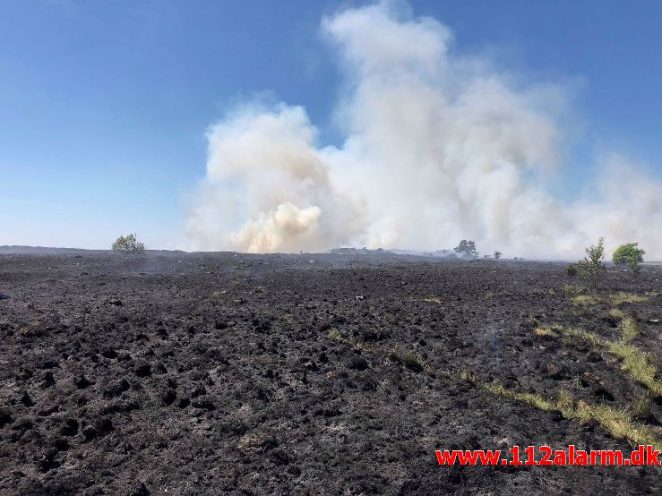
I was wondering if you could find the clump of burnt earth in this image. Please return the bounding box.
[0,252,661,494]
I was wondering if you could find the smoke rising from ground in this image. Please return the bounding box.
[186,1,662,259]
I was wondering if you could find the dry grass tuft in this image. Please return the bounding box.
[608,341,662,397]
[460,369,477,383]
[327,328,344,343]
[389,349,424,372]
[402,351,424,372]
[608,308,626,320]
[610,292,649,305]
[571,294,600,306]
[560,327,605,348]
[420,297,442,304]
[632,393,653,420]
[562,284,584,297]
[483,383,556,411]
[620,316,639,343]
[533,326,557,337]
[574,401,659,448]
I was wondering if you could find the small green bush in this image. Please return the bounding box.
[576,238,606,290]
[112,233,145,254]
[612,242,645,276]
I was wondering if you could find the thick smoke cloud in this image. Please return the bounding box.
[186,1,662,259]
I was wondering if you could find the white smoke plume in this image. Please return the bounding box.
[186,1,662,259]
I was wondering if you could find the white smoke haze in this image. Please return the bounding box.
[186,1,662,259]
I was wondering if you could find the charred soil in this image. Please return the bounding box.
[1,252,661,494]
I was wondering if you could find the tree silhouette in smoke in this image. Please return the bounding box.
[454,240,478,258]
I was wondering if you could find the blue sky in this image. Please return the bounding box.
[1,0,661,249]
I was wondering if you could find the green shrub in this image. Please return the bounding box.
[112,233,145,254]
[612,242,645,276]
[577,238,606,290]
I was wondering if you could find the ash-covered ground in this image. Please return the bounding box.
[0,252,661,495]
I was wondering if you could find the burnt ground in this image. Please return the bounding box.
[0,251,661,495]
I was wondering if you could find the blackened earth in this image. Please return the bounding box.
[0,252,661,495]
